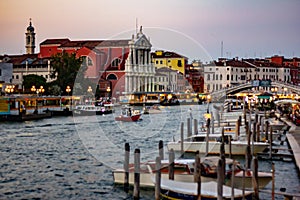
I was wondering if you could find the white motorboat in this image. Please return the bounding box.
[167,134,269,156]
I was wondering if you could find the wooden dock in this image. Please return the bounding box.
[283,118,300,175]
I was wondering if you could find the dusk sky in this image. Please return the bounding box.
[1,0,300,62]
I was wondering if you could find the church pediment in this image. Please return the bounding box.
[132,26,152,48]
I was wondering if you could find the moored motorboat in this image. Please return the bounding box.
[115,106,142,122]
[113,159,195,187]
[158,179,253,200]
[167,134,269,156]
[113,156,272,189]
[200,156,272,189]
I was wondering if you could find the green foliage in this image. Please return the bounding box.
[23,74,47,93]
[50,52,87,95]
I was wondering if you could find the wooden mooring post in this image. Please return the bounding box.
[159,140,164,160]
[133,149,140,200]
[169,148,174,180]
[217,158,224,200]
[187,118,192,138]
[194,151,201,199]
[194,118,198,135]
[124,142,130,193]
[252,157,259,200]
[180,122,184,156]
[155,156,161,200]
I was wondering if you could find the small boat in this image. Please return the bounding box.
[115,106,142,122]
[167,134,269,156]
[73,102,114,116]
[143,104,162,114]
[113,156,272,189]
[159,178,253,200]
[200,156,272,189]
[113,159,195,187]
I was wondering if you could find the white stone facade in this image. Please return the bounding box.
[124,27,156,94]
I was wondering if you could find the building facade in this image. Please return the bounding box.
[38,26,156,100]
[204,57,291,93]
[151,50,188,75]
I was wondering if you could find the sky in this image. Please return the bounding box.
[1,0,300,62]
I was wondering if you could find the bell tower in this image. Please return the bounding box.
[25,18,36,54]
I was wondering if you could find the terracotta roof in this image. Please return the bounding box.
[40,38,70,46]
[2,54,38,64]
[41,39,131,49]
[151,51,187,59]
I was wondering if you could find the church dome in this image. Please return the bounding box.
[27,20,34,32]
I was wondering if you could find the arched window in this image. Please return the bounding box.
[111,58,121,67]
[81,56,93,66]
[107,74,117,80]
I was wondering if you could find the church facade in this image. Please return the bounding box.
[38,26,156,99]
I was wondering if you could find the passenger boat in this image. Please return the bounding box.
[115,106,142,122]
[113,156,272,189]
[167,134,269,156]
[73,102,114,115]
[159,179,253,200]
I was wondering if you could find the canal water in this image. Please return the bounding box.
[0,104,299,199]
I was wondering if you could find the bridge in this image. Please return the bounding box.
[210,81,300,102]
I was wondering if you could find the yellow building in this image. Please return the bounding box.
[151,50,187,74]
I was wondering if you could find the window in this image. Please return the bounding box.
[160,60,163,64]
[111,58,121,67]
[220,74,222,80]
[177,60,182,67]
[81,56,93,66]
[16,75,19,79]
[227,74,229,80]
[216,74,218,80]
[207,74,210,81]
[107,74,117,80]
[227,68,229,71]
[156,60,158,64]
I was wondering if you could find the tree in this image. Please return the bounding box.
[50,52,87,95]
[23,74,47,93]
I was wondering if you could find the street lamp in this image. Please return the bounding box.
[31,85,36,95]
[87,86,92,94]
[106,86,111,98]
[283,87,287,96]
[87,86,93,103]
[66,86,71,96]
[38,86,45,96]
[5,85,14,95]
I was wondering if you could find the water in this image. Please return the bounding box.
[0,104,299,199]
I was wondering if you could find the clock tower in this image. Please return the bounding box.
[25,18,36,54]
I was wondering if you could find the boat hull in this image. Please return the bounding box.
[115,114,141,122]
[160,179,253,200]
[113,169,271,189]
